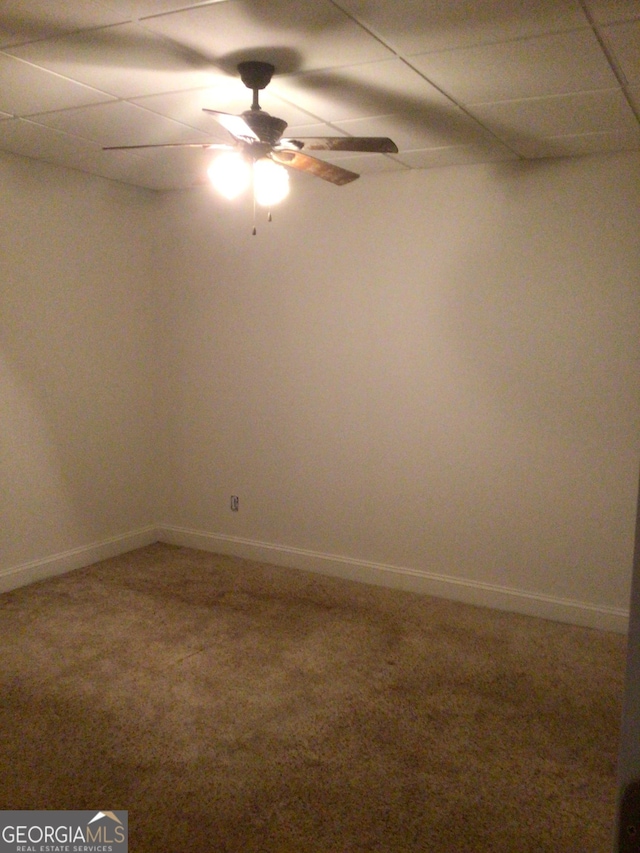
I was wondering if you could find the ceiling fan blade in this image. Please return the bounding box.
[279,136,398,154]
[271,150,359,186]
[202,109,259,142]
[103,142,234,151]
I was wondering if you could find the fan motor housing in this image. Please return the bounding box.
[242,110,288,146]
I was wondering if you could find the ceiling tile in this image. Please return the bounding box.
[100,0,230,19]
[0,53,115,115]
[270,59,455,123]
[279,121,348,140]
[105,144,214,189]
[130,87,239,139]
[0,0,129,49]
[0,116,149,179]
[512,127,640,157]
[410,29,620,105]
[138,0,394,74]
[333,0,589,55]
[325,152,407,174]
[332,108,499,150]
[0,116,90,163]
[6,22,226,98]
[468,89,640,148]
[28,100,215,147]
[581,0,640,24]
[601,20,640,85]
[392,142,518,169]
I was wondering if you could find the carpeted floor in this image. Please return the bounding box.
[0,543,626,851]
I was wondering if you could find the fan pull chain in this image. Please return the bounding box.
[250,180,274,234]
[252,182,257,235]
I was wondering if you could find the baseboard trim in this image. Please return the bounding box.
[0,527,159,594]
[3,525,628,634]
[158,525,629,634]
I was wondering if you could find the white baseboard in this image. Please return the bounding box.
[2,525,628,634]
[0,526,159,594]
[158,525,629,634]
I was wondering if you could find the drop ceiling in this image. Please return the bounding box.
[0,0,638,190]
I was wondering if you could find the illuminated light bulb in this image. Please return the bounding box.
[207,152,251,199]
[253,157,289,207]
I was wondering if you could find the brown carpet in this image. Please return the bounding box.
[0,542,625,852]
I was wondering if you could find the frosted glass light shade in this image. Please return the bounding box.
[253,158,289,206]
[207,152,251,199]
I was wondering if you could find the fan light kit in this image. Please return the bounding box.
[105,61,398,233]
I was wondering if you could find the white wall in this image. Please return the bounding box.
[1,149,638,628]
[158,151,640,628]
[0,153,160,584]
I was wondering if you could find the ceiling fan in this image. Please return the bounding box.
[104,60,398,188]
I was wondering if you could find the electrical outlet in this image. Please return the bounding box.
[230,495,239,512]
